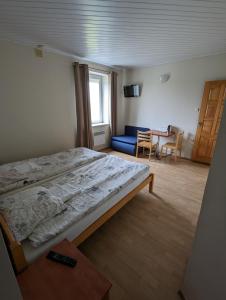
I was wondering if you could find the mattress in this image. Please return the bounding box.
[23,169,149,263]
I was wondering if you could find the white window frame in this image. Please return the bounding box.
[89,73,104,125]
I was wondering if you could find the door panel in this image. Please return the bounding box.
[202,120,213,134]
[204,102,218,119]
[192,81,226,164]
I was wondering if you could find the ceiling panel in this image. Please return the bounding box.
[0,0,226,67]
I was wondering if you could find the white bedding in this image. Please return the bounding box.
[0,148,151,263]
[28,155,149,246]
[0,147,105,195]
[0,187,66,241]
[23,170,150,263]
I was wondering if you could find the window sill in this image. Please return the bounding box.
[92,123,109,128]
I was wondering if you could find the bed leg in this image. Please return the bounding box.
[149,173,154,193]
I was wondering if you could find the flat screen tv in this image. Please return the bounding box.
[124,84,141,97]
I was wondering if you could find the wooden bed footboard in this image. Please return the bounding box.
[0,214,27,274]
[73,173,155,246]
[0,172,154,274]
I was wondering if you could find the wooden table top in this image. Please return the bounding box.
[149,130,175,137]
[17,240,112,300]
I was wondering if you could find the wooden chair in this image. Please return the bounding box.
[160,131,184,161]
[136,131,156,160]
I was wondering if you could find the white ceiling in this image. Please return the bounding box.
[1,0,226,67]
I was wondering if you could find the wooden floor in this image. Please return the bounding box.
[79,151,209,300]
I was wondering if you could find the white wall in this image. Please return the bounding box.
[0,41,76,163]
[0,41,125,163]
[181,106,226,300]
[125,54,226,158]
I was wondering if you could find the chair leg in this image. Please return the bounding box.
[136,145,139,158]
[160,146,162,158]
[174,149,177,162]
[160,146,164,158]
[164,147,168,157]
[148,147,151,161]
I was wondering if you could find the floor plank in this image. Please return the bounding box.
[79,151,209,300]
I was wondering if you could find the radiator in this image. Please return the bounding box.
[93,130,105,147]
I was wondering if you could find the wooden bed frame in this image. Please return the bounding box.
[0,173,154,274]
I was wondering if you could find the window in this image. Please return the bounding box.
[89,72,109,125]
[89,74,103,124]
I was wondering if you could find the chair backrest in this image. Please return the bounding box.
[125,126,150,137]
[137,130,152,143]
[176,131,184,149]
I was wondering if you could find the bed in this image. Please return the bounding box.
[0,148,154,273]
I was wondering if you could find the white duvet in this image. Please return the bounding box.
[28,155,149,246]
[0,150,149,247]
[0,147,105,194]
[29,155,149,246]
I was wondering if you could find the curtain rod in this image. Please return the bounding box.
[89,67,111,75]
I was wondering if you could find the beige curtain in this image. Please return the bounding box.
[74,62,94,149]
[111,71,118,136]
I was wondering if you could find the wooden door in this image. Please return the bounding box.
[192,81,226,164]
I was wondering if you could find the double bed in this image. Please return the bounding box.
[0,148,154,273]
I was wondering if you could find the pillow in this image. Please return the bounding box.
[0,187,66,241]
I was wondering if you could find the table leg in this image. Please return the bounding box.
[156,136,161,159]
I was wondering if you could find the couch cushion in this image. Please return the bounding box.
[125,126,150,137]
[111,140,136,156]
[112,135,137,145]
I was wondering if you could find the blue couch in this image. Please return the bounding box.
[111,125,150,156]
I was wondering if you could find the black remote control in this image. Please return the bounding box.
[47,250,77,268]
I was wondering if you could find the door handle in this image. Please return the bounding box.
[198,122,203,126]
